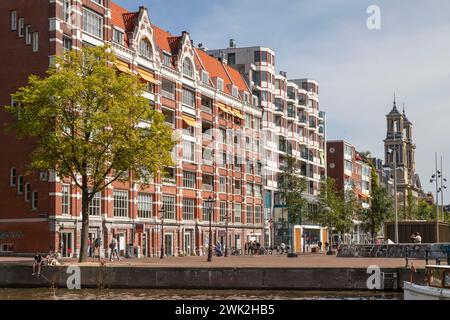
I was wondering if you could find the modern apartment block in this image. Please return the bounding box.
[207,42,327,250]
[326,140,371,243]
[0,1,264,256]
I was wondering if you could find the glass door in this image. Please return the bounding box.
[142,232,148,257]
[61,232,73,257]
[164,234,173,256]
[184,233,191,256]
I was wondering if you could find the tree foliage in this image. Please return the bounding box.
[5,46,176,262]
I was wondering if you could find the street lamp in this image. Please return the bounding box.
[204,196,214,262]
[224,211,229,257]
[387,148,400,244]
[430,153,446,243]
[159,205,165,259]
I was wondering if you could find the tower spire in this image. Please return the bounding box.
[402,102,405,115]
[393,92,397,110]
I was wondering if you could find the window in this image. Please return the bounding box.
[18,18,24,37]
[82,8,103,39]
[255,206,262,224]
[32,32,39,52]
[113,29,124,46]
[89,191,101,216]
[182,199,195,221]
[17,176,24,194]
[235,203,241,223]
[113,190,128,217]
[139,38,153,60]
[10,167,16,187]
[161,79,175,100]
[25,25,32,45]
[202,174,214,191]
[219,177,226,193]
[163,167,176,184]
[161,107,175,126]
[220,202,227,222]
[232,86,239,98]
[245,114,251,128]
[63,0,71,23]
[162,53,171,66]
[183,171,196,189]
[11,11,17,31]
[201,70,209,84]
[182,58,194,78]
[63,36,72,52]
[247,205,253,223]
[254,51,261,63]
[162,196,176,220]
[255,184,262,197]
[25,183,31,202]
[138,193,153,218]
[246,183,253,196]
[62,184,70,215]
[32,191,38,210]
[216,78,224,91]
[345,160,353,172]
[91,0,102,4]
[227,53,236,65]
[234,180,241,195]
[182,88,195,108]
[182,140,195,162]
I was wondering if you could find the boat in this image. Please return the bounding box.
[404,265,450,300]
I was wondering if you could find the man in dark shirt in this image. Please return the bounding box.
[32,253,43,276]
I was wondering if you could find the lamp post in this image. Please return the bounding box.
[439,156,447,222]
[159,205,165,259]
[205,196,214,262]
[430,152,445,243]
[387,148,399,243]
[224,212,229,257]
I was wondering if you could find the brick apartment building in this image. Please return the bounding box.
[207,44,327,251]
[326,140,371,244]
[0,0,265,257]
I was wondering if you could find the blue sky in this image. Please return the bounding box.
[116,0,450,203]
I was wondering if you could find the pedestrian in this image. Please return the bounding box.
[324,241,329,252]
[414,232,422,244]
[94,237,101,258]
[32,252,44,276]
[109,236,120,261]
[280,242,286,254]
[87,236,92,257]
[318,241,323,253]
[410,233,416,243]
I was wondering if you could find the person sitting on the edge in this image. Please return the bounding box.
[32,252,44,276]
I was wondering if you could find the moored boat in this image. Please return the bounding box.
[404,265,450,300]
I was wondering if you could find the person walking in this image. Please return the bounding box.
[318,241,323,253]
[109,236,121,261]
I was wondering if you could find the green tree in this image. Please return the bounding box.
[5,46,176,262]
[277,154,308,248]
[406,189,418,219]
[417,200,436,220]
[308,178,355,251]
[359,160,393,242]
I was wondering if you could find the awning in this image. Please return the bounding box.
[137,68,160,84]
[114,60,132,74]
[182,115,197,127]
[232,108,244,119]
[217,103,228,114]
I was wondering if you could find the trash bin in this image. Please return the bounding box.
[126,244,134,258]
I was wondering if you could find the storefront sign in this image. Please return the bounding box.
[0,231,24,240]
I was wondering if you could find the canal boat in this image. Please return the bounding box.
[403,265,450,300]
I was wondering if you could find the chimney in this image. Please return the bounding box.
[218,50,227,64]
[279,71,287,78]
[229,39,236,48]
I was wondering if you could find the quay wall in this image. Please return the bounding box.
[337,243,450,258]
[0,264,425,291]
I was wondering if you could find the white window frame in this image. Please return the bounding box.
[182,58,194,78]
[113,28,124,46]
[220,202,227,222]
[63,0,72,23]
[113,190,128,217]
[25,25,32,45]
[182,88,195,108]
[162,53,171,67]
[17,176,24,194]
[82,8,103,39]
[18,18,24,37]
[235,203,241,223]
[162,196,176,220]
[217,78,224,91]
[25,183,31,202]
[32,32,39,52]
[89,191,101,216]
[201,70,209,84]
[63,36,72,52]
[11,11,17,31]
[139,38,153,60]
[61,184,70,215]
[219,177,226,193]
[182,140,195,163]
[183,171,196,189]
[32,191,38,210]
[10,167,16,187]
[138,192,153,218]
[182,198,195,221]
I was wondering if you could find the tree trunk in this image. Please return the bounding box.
[78,178,90,263]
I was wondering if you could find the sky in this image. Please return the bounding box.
[116,0,450,203]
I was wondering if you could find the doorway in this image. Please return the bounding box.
[117,233,126,257]
[142,232,148,257]
[184,232,191,256]
[164,233,173,256]
[61,232,73,258]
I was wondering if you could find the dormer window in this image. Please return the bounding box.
[11,11,17,31]
[162,53,171,67]
[232,86,239,98]
[139,38,153,60]
[216,78,224,91]
[182,58,194,78]
[201,70,209,84]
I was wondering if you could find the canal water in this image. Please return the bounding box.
[0,288,402,300]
